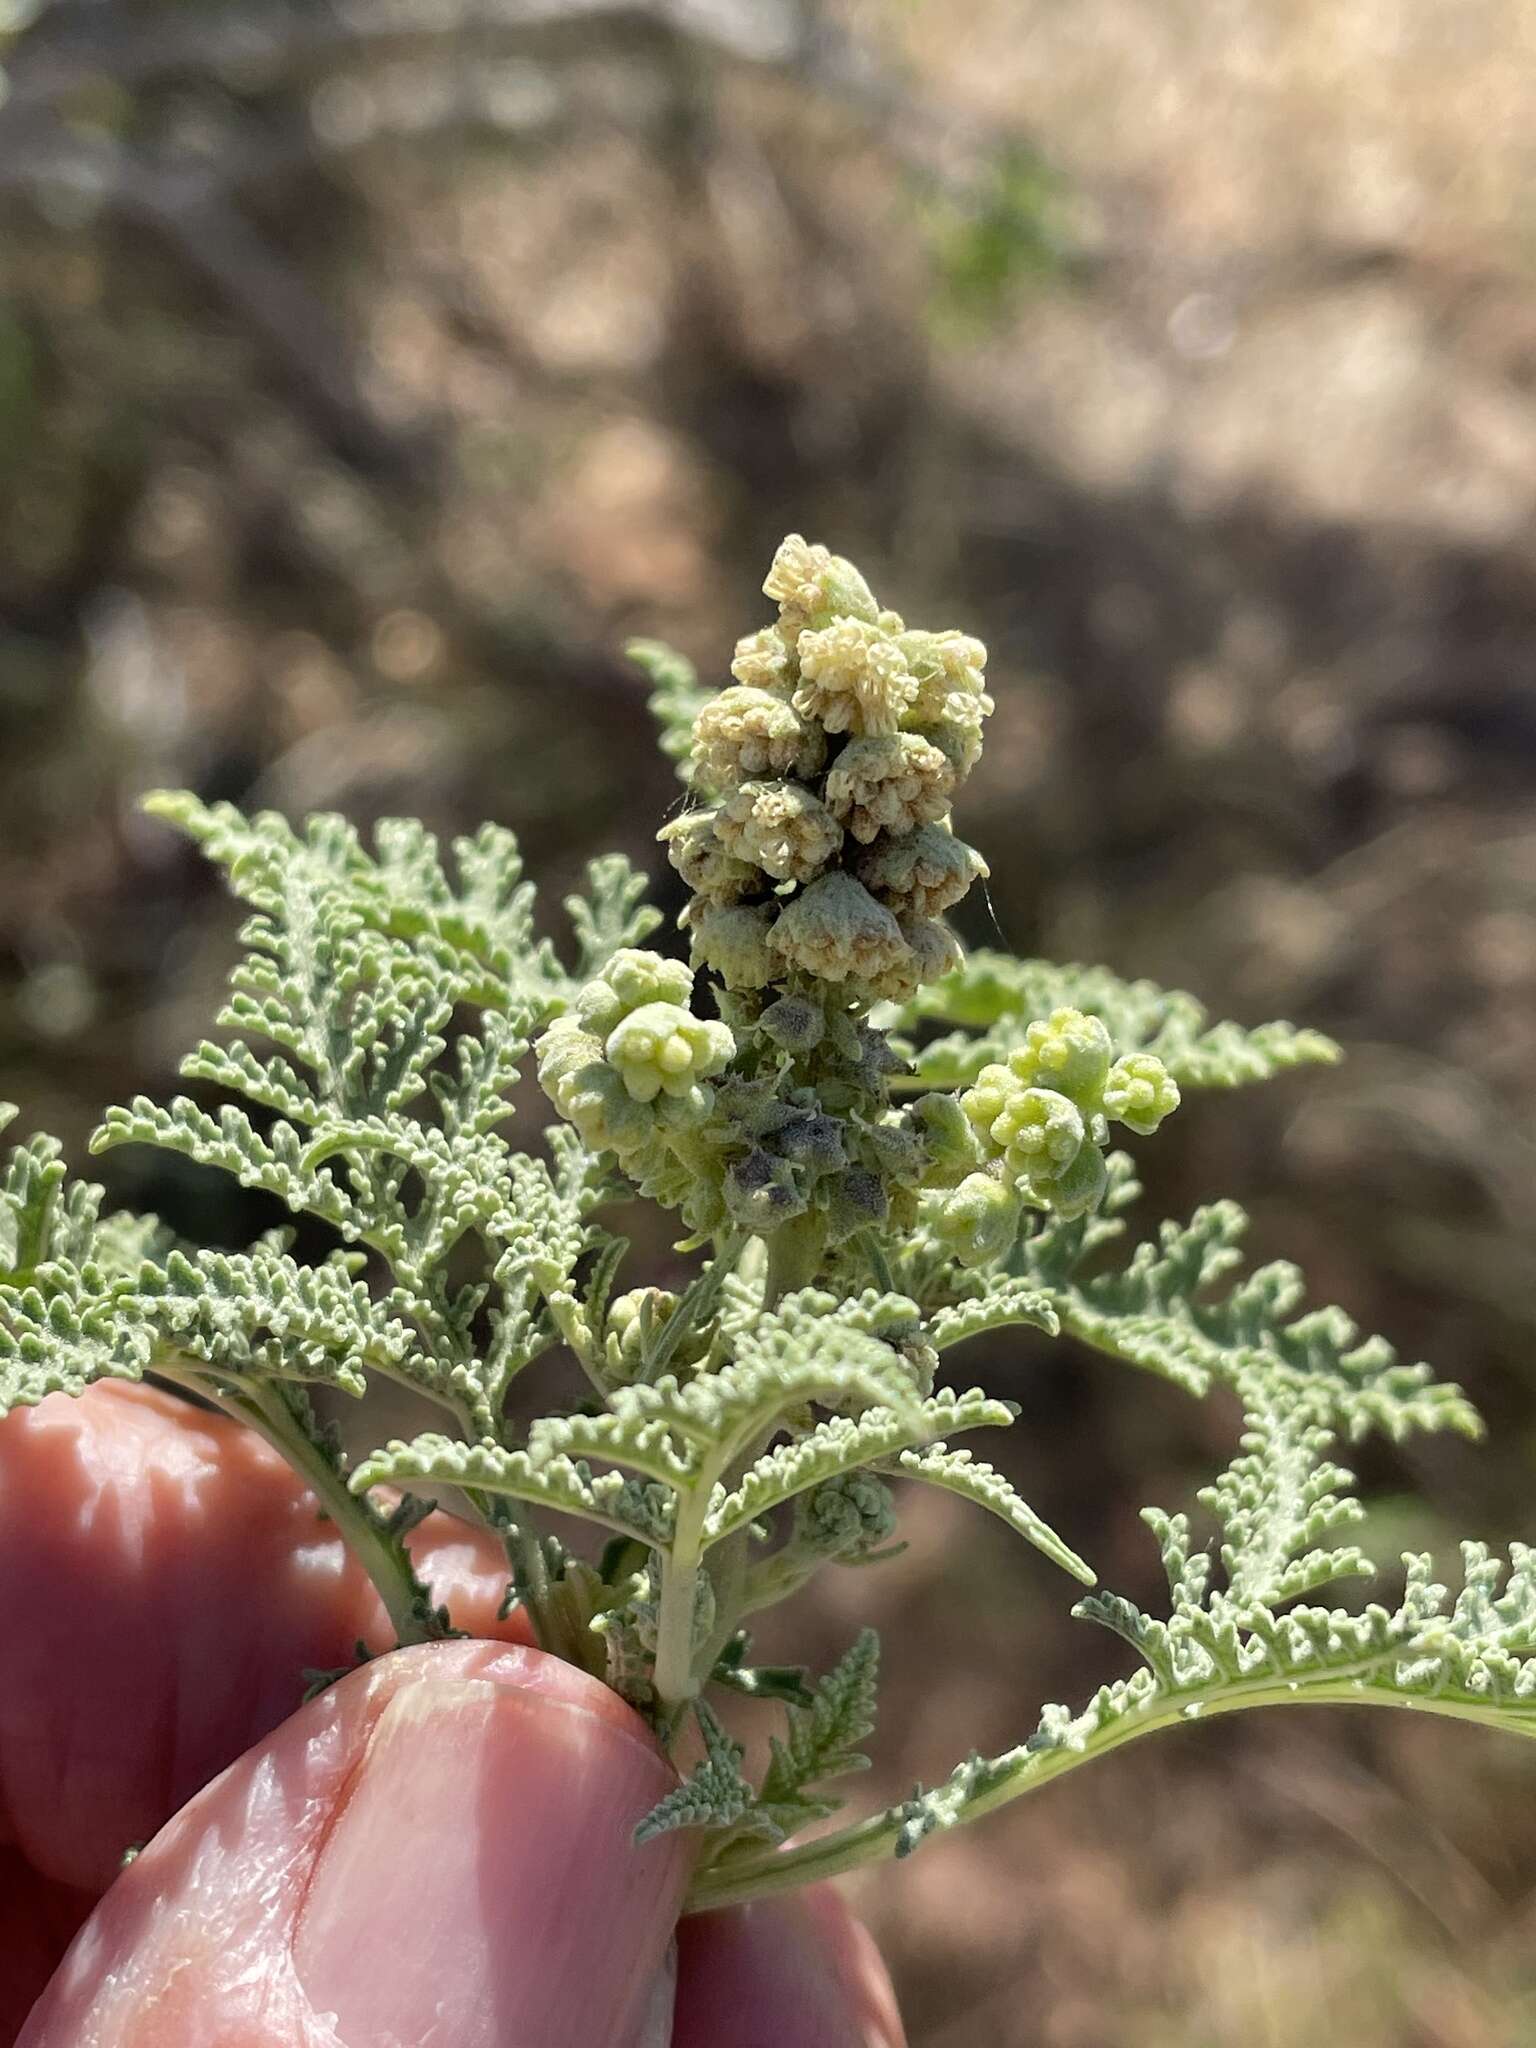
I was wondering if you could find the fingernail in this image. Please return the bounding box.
[293,1668,689,2047]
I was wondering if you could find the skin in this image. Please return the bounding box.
[0,1383,904,2047]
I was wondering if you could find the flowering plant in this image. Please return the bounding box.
[2,537,1526,1911]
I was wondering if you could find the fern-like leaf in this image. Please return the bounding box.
[1018,1183,1479,1441]
[896,1444,1095,1584]
[752,1629,881,1837]
[351,1436,674,1546]
[634,1701,771,1843]
[627,640,711,791]
[704,1389,1016,1545]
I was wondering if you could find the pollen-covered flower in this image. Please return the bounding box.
[1102,1052,1180,1135]
[767,872,911,988]
[793,620,917,737]
[687,900,779,990]
[763,533,879,634]
[729,627,796,694]
[656,810,760,903]
[716,779,843,883]
[604,1001,735,1103]
[824,733,955,844]
[899,629,990,727]
[763,532,833,614]
[856,822,989,918]
[692,686,826,791]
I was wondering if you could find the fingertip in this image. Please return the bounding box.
[674,1883,905,2048]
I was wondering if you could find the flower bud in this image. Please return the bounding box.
[687,900,779,990]
[994,1086,1086,1184]
[798,1472,898,1560]
[1009,1007,1114,1112]
[932,1169,1022,1268]
[604,1002,735,1103]
[575,948,695,1037]
[537,1017,655,1157]
[603,1286,678,1380]
[908,1090,984,1186]
[1028,1135,1109,1220]
[1102,1052,1180,1136]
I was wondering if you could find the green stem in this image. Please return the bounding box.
[653,1493,708,1727]
[683,1673,1536,1913]
[457,1484,575,1664]
[763,1212,826,1309]
[168,1367,444,1649]
[856,1229,895,1294]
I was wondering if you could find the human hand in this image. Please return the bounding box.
[0,1383,904,2045]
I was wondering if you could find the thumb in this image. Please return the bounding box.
[21,1641,691,2048]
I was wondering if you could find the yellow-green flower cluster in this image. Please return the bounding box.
[661,535,992,1006]
[537,949,734,1216]
[955,1007,1180,1223]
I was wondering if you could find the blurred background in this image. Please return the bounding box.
[3,1,1536,2040]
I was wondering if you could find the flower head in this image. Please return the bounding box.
[932,1169,1023,1268]
[856,823,989,918]
[729,626,796,694]
[687,900,779,990]
[767,872,911,988]
[794,619,918,737]
[716,779,843,884]
[763,533,880,634]
[574,948,696,1037]
[1008,1007,1114,1111]
[899,629,990,727]
[1102,1052,1181,1136]
[692,686,826,791]
[825,733,955,844]
[656,810,760,903]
